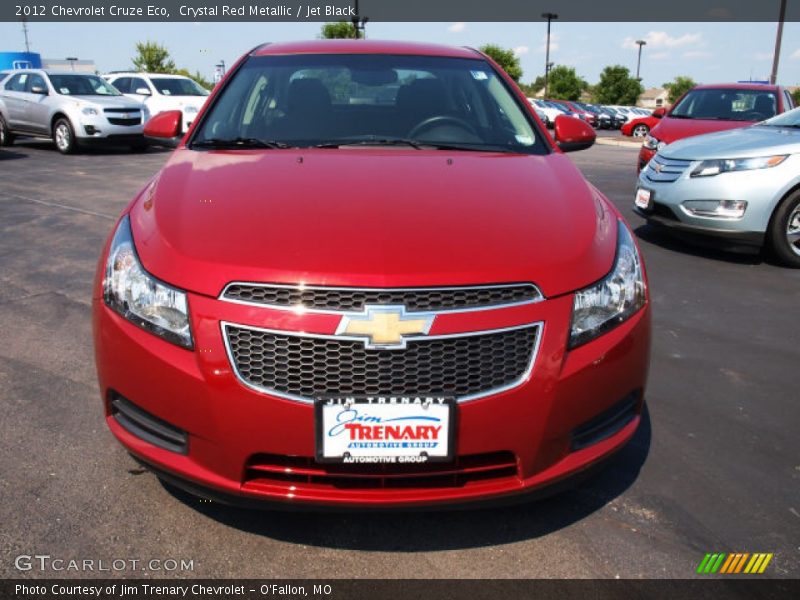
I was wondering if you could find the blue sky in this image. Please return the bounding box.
[1,21,798,88]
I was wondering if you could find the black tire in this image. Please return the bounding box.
[0,114,14,146]
[767,190,800,268]
[52,117,77,154]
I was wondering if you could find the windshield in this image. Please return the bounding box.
[670,88,777,121]
[760,106,800,127]
[151,77,209,96]
[193,54,540,153]
[49,74,120,96]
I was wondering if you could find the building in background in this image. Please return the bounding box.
[42,58,96,73]
[638,87,669,109]
[0,51,42,70]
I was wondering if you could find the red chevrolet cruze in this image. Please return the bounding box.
[93,41,651,508]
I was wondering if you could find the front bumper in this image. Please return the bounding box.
[77,115,144,142]
[93,283,650,509]
[634,161,787,247]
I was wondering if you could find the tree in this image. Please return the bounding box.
[174,68,212,91]
[594,65,644,105]
[132,41,176,73]
[547,66,588,101]
[519,75,546,97]
[479,44,523,83]
[320,22,360,39]
[663,76,697,104]
[792,88,800,107]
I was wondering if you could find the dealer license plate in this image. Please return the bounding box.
[316,397,455,464]
[635,187,653,210]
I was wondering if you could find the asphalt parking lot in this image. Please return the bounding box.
[1,139,798,579]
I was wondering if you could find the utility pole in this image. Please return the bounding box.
[770,0,787,85]
[542,12,558,97]
[21,17,31,53]
[635,40,647,81]
[351,0,368,39]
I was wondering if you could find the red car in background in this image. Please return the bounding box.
[93,40,650,509]
[549,99,597,127]
[621,110,661,139]
[637,83,795,171]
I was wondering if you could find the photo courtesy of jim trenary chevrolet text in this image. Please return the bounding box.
[0,0,799,598]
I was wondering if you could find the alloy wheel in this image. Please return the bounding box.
[787,206,800,257]
[633,125,648,138]
[55,123,71,152]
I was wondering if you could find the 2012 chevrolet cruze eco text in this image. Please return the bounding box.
[93,41,651,508]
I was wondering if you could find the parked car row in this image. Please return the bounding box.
[0,69,209,154]
[528,97,653,130]
[634,82,799,267]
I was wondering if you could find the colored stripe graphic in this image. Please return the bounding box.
[703,553,774,574]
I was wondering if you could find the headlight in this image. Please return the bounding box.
[184,106,198,114]
[103,215,193,349]
[690,155,787,177]
[81,107,99,116]
[642,134,663,150]
[570,221,646,348]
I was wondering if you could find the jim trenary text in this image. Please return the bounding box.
[15,583,334,597]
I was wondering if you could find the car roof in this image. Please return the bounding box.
[692,83,781,91]
[252,40,481,59]
[107,72,189,78]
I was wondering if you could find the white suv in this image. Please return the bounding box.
[105,72,210,132]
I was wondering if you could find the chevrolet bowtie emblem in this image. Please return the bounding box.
[654,163,663,173]
[336,305,435,350]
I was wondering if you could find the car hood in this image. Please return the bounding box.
[70,95,143,109]
[651,116,754,144]
[661,125,800,160]
[129,149,617,299]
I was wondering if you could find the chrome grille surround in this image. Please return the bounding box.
[221,321,543,404]
[220,282,543,314]
[644,154,692,183]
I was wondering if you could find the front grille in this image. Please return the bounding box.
[644,154,692,183]
[224,323,540,402]
[243,451,519,490]
[107,117,141,126]
[222,283,541,312]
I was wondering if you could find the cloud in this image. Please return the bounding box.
[791,49,800,60]
[650,52,670,61]
[513,46,529,57]
[623,31,703,50]
[447,22,466,33]
[537,32,560,53]
[683,51,711,59]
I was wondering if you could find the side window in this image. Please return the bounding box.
[26,74,46,92]
[784,91,794,110]
[112,77,130,93]
[129,78,149,94]
[4,74,21,91]
[7,73,29,92]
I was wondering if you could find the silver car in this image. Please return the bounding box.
[0,70,147,154]
[634,107,800,267]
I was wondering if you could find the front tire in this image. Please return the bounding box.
[768,190,800,268]
[0,114,14,146]
[632,124,649,138]
[53,118,77,154]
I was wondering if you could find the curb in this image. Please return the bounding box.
[595,137,643,149]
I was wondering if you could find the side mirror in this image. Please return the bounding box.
[652,107,666,118]
[143,110,183,147]
[135,87,152,96]
[553,115,596,152]
[30,85,48,95]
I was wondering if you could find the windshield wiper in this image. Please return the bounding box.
[192,137,292,149]
[313,137,425,149]
[313,137,516,153]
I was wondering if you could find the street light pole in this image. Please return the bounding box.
[542,12,558,97]
[770,0,787,85]
[635,40,646,81]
